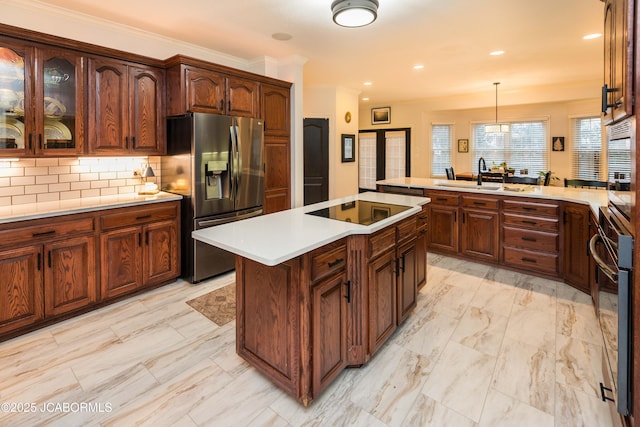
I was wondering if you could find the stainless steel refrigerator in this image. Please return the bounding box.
[161,113,264,283]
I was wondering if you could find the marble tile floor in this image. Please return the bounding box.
[0,253,619,426]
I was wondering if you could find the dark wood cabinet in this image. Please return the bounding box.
[460,195,500,262]
[100,202,180,299]
[602,0,634,124]
[427,205,459,253]
[368,249,397,354]
[0,245,44,335]
[88,58,165,155]
[397,237,418,324]
[44,235,96,317]
[262,83,292,214]
[312,270,348,397]
[167,61,260,118]
[562,203,591,293]
[416,206,428,290]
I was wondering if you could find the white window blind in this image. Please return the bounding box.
[431,124,452,177]
[607,130,631,182]
[358,132,377,190]
[571,117,602,180]
[384,131,406,180]
[472,120,547,174]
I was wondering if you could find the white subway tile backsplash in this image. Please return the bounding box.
[12,194,37,205]
[10,176,35,186]
[48,166,70,175]
[35,158,59,167]
[49,183,71,192]
[60,190,81,200]
[25,184,49,195]
[59,173,80,183]
[0,186,24,197]
[0,156,158,206]
[24,167,49,176]
[36,175,59,185]
[37,192,60,203]
[81,189,100,198]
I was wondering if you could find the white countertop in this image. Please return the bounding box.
[376,177,609,217]
[192,192,430,266]
[0,192,183,224]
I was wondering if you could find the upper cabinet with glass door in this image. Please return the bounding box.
[0,40,32,156]
[35,47,85,156]
[0,39,84,157]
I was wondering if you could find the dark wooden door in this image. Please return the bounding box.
[303,118,329,205]
[563,203,591,293]
[460,208,500,261]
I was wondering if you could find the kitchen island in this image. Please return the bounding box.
[192,192,429,405]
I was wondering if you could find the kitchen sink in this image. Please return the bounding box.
[436,182,501,191]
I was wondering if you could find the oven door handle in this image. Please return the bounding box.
[589,234,619,282]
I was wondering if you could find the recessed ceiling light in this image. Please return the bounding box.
[413,65,424,70]
[583,33,602,40]
[272,33,292,41]
[490,50,505,56]
[361,98,369,101]
[363,81,372,86]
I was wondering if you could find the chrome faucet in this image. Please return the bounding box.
[477,157,487,185]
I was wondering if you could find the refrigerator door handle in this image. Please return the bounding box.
[230,119,240,201]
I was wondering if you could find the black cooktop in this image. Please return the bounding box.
[306,200,411,226]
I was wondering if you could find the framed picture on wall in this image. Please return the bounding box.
[552,136,565,151]
[371,107,391,124]
[341,134,355,162]
[457,138,469,153]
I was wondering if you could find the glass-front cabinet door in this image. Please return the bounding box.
[0,41,33,156]
[35,48,84,155]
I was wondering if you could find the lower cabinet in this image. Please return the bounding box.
[0,245,44,335]
[0,200,180,340]
[44,235,97,317]
[368,249,397,354]
[562,203,591,293]
[397,237,418,324]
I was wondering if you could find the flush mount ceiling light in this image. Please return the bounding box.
[332,0,379,28]
[485,82,510,134]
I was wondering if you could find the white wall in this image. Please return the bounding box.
[358,97,601,184]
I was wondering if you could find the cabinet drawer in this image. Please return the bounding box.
[503,226,558,252]
[461,196,499,210]
[417,208,428,231]
[503,200,559,217]
[502,213,559,231]
[310,241,347,283]
[503,246,558,275]
[369,227,396,259]
[396,216,417,243]
[426,192,459,206]
[101,203,179,230]
[0,216,95,248]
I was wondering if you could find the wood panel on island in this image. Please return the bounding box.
[235,213,425,406]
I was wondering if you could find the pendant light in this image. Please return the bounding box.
[332,0,379,28]
[485,82,510,134]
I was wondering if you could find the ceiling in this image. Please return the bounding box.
[35,0,605,106]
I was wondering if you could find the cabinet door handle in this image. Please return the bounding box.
[344,280,351,303]
[228,100,231,111]
[28,133,33,150]
[38,134,43,150]
[521,257,537,264]
[32,230,56,237]
[145,231,149,245]
[523,207,536,211]
[602,84,617,113]
[138,232,142,246]
[522,220,537,225]
[136,214,152,220]
[395,258,400,276]
[125,136,129,149]
[521,236,537,242]
[328,258,344,268]
[48,251,52,268]
[401,254,406,272]
[600,382,615,402]
[37,253,41,271]
[454,211,457,222]
[473,201,486,206]
[462,212,466,224]
[436,197,448,202]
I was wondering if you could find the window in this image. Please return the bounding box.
[472,120,547,174]
[358,132,377,190]
[571,117,603,180]
[431,124,452,177]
